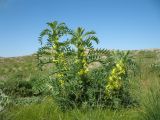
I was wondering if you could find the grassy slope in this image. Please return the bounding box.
[0,55,38,81]
[0,49,160,120]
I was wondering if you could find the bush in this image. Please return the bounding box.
[38,21,137,110]
[0,73,50,98]
[0,89,10,112]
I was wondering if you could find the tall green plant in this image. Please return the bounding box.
[38,21,70,69]
[69,27,99,98]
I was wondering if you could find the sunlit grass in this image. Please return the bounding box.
[0,50,160,120]
[1,97,138,120]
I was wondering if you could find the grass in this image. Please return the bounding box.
[139,76,160,120]
[0,49,160,120]
[1,97,139,120]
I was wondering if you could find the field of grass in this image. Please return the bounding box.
[0,49,160,120]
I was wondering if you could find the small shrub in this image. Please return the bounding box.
[0,73,50,97]
[0,89,10,112]
[30,74,52,96]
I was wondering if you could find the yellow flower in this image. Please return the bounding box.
[80,52,86,57]
[56,73,64,78]
[118,76,122,80]
[53,60,58,63]
[59,80,64,87]
[109,76,113,81]
[106,84,112,90]
[78,68,89,75]
[82,59,86,64]
[116,63,120,68]
[78,69,84,75]
[53,45,57,49]
[84,68,89,74]
[105,84,113,97]
[113,81,120,89]
[111,68,116,74]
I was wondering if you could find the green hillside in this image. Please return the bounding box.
[0,49,160,120]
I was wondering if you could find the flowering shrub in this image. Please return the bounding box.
[38,21,137,109]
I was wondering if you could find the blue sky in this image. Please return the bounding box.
[0,0,160,57]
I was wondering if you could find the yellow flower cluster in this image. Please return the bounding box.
[77,50,89,76]
[55,73,65,87]
[106,60,126,97]
[52,39,66,88]
[80,52,87,57]
[82,59,87,66]
[52,45,57,49]
[59,80,64,87]
[55,73,64,78]
[78,68,89,75]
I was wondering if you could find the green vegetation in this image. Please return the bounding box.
[0,49,160,120]
[0,21,160,120]
[37,21,137,110]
